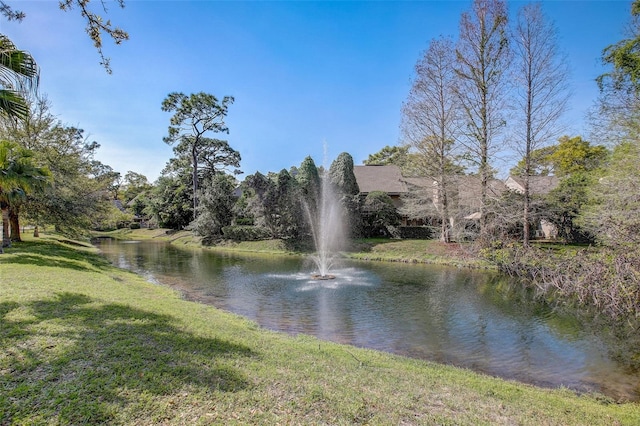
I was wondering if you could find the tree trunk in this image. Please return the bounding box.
[192,147,199,221]
[523,175,530,247]
[440,178,451,243]
[1,205,11,248]
[9,205,21,242]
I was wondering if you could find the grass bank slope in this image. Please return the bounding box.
[97,229,486,268]
[2,236,638,425]
[347,239,490,269]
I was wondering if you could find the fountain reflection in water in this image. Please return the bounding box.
[305,168,345,280]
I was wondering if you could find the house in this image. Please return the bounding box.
[352,165,408,208]
[112,199,126,213]
[402,175,507,219]
[504,175,559,195]
[446,175,507,217]
[354,167,507,230]
[400,176,439,226]
[505,175,560,239]
[352,165,560,240]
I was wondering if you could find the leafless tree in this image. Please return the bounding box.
[511,3,570,246]
[401,36,460,242]
[454,0,510,235]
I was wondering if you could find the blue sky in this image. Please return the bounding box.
[0,0,633,181]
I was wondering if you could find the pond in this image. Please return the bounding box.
[94,238,639,401]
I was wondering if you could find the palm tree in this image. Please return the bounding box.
[0,140,50,251]
[0,141,15,252]
[0,34,39,119]
[0,35,40,252]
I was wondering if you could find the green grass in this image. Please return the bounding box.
[94,229,293,254]
[347,238,493,269]
[208,239,294,255]
[94,228,200,246]
[97,229,490,268]
[2,235,639,424]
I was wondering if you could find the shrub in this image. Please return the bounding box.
[362,191,400,237]
[486,244,640,326]
[398,226,432,239]
[222,225,271,241]
[235,217,254,226]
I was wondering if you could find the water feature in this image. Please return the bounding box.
[305,169,345,280]
[94,238,640,401]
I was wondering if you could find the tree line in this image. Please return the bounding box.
[399,0,570,245]
[2,0,640,258]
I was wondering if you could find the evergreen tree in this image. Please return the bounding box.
[273,169,303,240]
[191,174,237,243]
[328,152,361,237]
[147,172,193,230]
[362,191,400,238]
[161,92,236,220]
[296,156,321,239]
[244,171,278,237]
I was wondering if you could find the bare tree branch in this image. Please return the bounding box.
[511,3,570,245]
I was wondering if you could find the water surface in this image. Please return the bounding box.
[95,238,639,401]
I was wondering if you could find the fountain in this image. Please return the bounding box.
[304,165,346,280]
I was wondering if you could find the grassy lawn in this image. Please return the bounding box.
[346,238,493,269]
[95,228,294,254]
[94,228,200,246]
[2,235,639,424]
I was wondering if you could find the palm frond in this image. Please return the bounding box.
[0,89,29,119]
[0,34,39,119]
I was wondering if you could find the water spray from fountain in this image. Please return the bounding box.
[303,150,346,280]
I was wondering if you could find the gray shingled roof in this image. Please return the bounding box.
[402,175,507,208]
[355,168,558,211]
[453,176,507,208]
[403,176,433,189]
[506,175,559,195]
[112,199,126,212]
[353,165,408,195]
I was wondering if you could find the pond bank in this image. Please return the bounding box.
[95,228,493,269]
[2,234,639,424]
